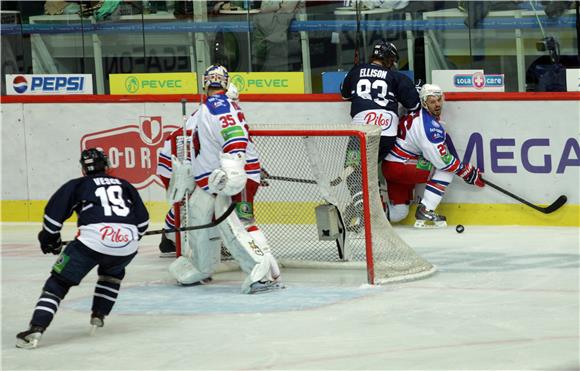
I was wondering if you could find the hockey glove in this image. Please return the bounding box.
[208,153,247,196]
[37,230,63,255]
[166,155,195,205]
[455,163,485,187]
[208,168,228,193]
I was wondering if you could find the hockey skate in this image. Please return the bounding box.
[248,280,286,294]
[90,312,105,336]
[158,232,176,258]
[16,326,45,349]
[414,204,447,229]
[179,276,213,287]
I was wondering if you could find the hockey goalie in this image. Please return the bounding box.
[167,64,283,294]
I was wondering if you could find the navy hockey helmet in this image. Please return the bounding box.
[80,148,109,175]
[370,40,399,65]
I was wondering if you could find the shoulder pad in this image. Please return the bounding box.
[205,95,231,115]
[421,108,446,144]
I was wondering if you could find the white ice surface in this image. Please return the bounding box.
[2,223,579,370]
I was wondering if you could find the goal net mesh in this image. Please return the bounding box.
[250,124,436,284]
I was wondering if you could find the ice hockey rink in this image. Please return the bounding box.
[2,223,578,370]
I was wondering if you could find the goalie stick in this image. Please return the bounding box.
[62,203,237,246]
[265,165,356,187]
[483,178,567,214]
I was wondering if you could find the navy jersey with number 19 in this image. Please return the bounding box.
[41,174,150,256]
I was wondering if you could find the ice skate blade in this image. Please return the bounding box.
[249,281,286,294]
[15,334,41,349]
[178,277,213,287]
[414,220,447,229]
[159,252,176,258]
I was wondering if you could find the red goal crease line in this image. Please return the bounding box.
[2,92,580,104]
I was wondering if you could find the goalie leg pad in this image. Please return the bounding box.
[168,188,219,284]
[215,195,276,293]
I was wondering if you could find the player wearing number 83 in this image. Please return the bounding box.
[16,148,150,349]
[340,40,420,229]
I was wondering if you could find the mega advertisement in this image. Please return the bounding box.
[5,74,93,95]
[109,73,198,94]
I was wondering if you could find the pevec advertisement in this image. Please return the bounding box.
[229,72,304,94]
[5,74,93,95]
[109,73,198,94]
[432,70,505,92]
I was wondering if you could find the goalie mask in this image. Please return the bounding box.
[370,40,399,67]
[419,84,444,108]
[203,65,229,92]
[80,148,109,175]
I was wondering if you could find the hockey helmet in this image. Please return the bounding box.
[370,40,399,65]
[203,64,229,91]
[80,148,109,175]
[419,84,444,108]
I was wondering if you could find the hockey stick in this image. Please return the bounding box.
[483,179,567,214]
[144,202,236,235]
[265,165,356,187]
[353,0,361,65]
[62,203,237,246]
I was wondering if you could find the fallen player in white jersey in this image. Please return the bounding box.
[383,84,485,228]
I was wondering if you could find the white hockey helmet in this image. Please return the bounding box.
[419,84,444,108]
[203,64,229,91]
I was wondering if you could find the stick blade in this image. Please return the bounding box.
[542,195,567,214]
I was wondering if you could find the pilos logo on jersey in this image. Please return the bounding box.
[109,73,198,94]
[229,72,304,94]
[81,117,179,189]
[5,74,93,95]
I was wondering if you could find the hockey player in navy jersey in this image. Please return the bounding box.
[16,148,149,349]
[340,40,420,228]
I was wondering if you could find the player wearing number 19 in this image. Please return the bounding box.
[16,148,149,349]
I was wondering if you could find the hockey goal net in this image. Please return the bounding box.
[172,124,435,284]
[250,124,435,284]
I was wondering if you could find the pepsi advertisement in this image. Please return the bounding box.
[5,74,93,95]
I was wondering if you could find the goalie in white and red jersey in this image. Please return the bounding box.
[383,84,485,228]
[166,64,282,294]
[155,85,240,257]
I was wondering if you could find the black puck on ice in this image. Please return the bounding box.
[456,224,465,233]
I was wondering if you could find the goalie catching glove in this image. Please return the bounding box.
[208,152,247,195]
[37,230,63,255]
[166,155,195,205]
[455,163,484,187]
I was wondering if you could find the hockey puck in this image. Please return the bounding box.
[456,224,465,233]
